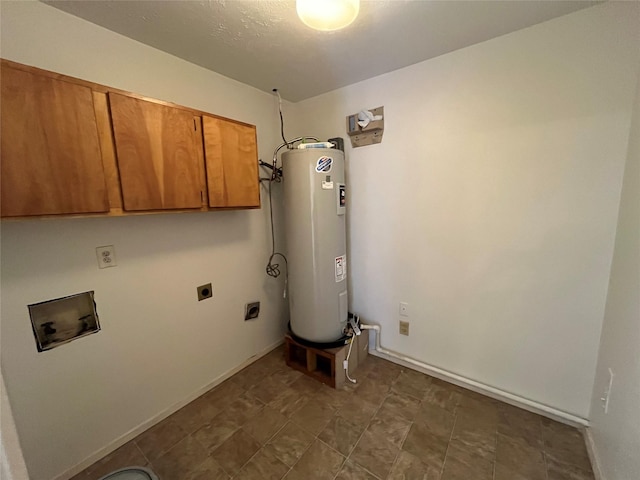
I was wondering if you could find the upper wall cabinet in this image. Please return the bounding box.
[0,60,261,219]
[203,116,260,208]
[109,93,206,211]
[0,62,109,217]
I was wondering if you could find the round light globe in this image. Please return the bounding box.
[296,0,360,31]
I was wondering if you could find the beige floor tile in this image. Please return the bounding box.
[498,404,544,449]
[335,460,379,480]
[268,387,310,418]
[455,393,501,426]
[352,358,375,375]
[340,380,360,395]
[318,415,364,457]
[261,361,288,379]
[449,410,496,461]
[167,395,219,435]
[441,443,493,480]
[266,421,315,467]
[546,454,596,480]
[442,456,491,480]
[135,417,188,461]
[258,353,285,373]
[494,461,537,480]
[234,447,290,480]
[388,450,442,480]
[379,390,421,422]
[211,429,261,476]
[282,469,308,480]
[315,384,350,410]
[243,406,288,444]
[399,368,432,385]
[152,436,210,480]
[337,396,378,426]
[193,414,241,452]
[542,418,592,471]
[422,379,462,413]
[353,376,391,406]
[184,456,230,480]
[271,366,303,385]
[367,408,412,449]
[350,429,399,479]
[365,359,402,384]
[402,422,449,470]
[69,351,598,480]
[392,370,431,399]
[495,433,546,480]
[248,375,290,404]
[290,375,323,396]
[290,401,336,435]
[231,362,273,390]
[205,380,245,407]
[287,439,345,479]
[225,393,264,426]
[413,401,456,439]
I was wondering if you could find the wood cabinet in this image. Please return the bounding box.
[1,62,109,216]
[203,116,260,208]
[0,60,261,219]
[109,93,206,211]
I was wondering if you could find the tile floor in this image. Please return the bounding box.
[72,346,595,480]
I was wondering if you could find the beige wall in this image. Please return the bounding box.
[291,2,639,419]
[588,43,640,480]
[1,372,29,480]
[0,2,287,479]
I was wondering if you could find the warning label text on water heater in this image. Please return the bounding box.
[335,255,346,282]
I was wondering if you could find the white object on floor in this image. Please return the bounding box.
[98,467,158,480]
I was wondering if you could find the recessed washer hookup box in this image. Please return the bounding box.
[28,291,100,352]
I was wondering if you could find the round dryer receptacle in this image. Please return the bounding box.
[245,301,260,320]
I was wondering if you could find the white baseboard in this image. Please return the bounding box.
[369,349,589,428]
[54,339,284,480]
[584,427,604,480]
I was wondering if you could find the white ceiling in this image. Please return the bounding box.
[43,0,599,102]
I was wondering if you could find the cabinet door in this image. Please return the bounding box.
[1,64,109,217]
[109,93,204,211]
[202,116,260,208]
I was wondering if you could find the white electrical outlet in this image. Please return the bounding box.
[601,368,614,414]
[96,245,117,269]
[399,302,409,317]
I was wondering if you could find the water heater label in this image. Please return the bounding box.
[335,255,347,282]
[315,156,333,173]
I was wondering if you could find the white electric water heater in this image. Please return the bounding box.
[282,148,348,343]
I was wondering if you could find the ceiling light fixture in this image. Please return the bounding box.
[296,0,360,31]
